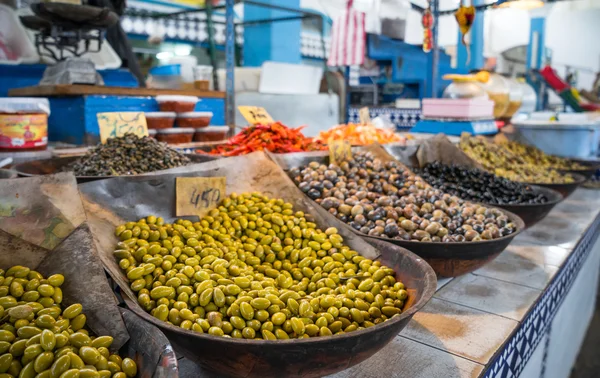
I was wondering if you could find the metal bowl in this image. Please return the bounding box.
[122,238,436,378]
[559,158,600,180]
[14,154,218,183]
[488,185,563,229]
[271,149,525,278]
[523,172,586,199]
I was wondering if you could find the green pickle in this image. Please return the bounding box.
[0,266,138,377]
[114,192,408,340]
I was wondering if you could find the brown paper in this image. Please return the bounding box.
[78,152,381,305]
[328,140,352,166]
[413,134,482,169]
[0,172,129,350]
[175,177,226,217]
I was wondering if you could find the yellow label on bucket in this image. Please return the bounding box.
[0,114,48,150]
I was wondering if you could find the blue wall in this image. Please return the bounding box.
[243,0,302,66]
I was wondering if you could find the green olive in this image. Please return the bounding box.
[113,193,408,340]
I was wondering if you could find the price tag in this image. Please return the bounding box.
[329,140,352,166]
[238,106,274,125]
[97,112,148,143]
[176,177,226,217]
[359,107,371,124]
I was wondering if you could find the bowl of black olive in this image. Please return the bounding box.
[415,161,564,228]
[275,150,524,277]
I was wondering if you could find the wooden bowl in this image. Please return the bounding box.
[523,172,586,199]
[122,239,436,378]
[489,185,563,229]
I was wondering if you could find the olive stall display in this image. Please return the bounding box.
[0,266,138,378]
[72,133,191,177]
[113,192,408,340]
[459,135,575,184]
[289,151,518,242]
[415,161,549,205]
[498,140,586,170]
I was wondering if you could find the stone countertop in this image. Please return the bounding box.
[177,188,600,378]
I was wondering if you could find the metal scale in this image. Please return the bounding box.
[19,2,118,85]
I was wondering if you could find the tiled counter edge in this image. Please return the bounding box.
[482,212,600,378]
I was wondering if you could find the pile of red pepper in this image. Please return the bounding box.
[202,122,325,156]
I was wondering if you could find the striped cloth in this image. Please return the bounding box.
[327,0,366,67]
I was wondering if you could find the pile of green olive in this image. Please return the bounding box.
[113,192,408,340]
[459,136,575,184]
[289,152,517,242]
[0,265,137,378]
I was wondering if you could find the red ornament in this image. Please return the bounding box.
[422,8,434,53]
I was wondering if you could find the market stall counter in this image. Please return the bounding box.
[177,188,600,378]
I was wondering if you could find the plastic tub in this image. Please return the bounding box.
[177,111,213,128]
[145,112,176,129]
[513,116,600,158]
[0,97,50,151]
[156,127,195,144]
[156,95,198,112]
[193,126,229,142]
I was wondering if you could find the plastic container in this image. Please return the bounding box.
[145,112,176,129]
[148,65,182,90]
[193,126,229,142]
[156,95,198,112]
[156,127,195,144]
[177,111,213,128]
[513,114,600,158]
[148,129,157,139]
[422,98,494,119]
[0,97,50,151]
[502,77,524,119]
[477,72,510,118]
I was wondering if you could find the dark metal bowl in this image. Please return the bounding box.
[0,169,17,179]
[360,209,524,278]
[523,172,586,199]
[271,149,525,278]
[14,154,218,183]
[487,185,563,229]
[558,158,600,180]
[122,239,436,378]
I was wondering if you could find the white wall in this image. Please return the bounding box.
[546,4,600,89]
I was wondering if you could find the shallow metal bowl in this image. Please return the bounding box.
[123,239,436,378]
[14,154,218,183]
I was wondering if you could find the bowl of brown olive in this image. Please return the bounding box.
[280,150,525,277]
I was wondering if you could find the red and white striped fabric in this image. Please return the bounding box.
[327,0,366,67]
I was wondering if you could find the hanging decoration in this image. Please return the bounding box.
[422,0,433,53]
[455,1,475,63]
[455,2,476,45]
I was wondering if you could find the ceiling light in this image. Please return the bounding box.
[156,51,173,60]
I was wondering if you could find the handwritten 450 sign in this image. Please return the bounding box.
[176,177,226,217]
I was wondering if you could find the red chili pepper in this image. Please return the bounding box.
[199,122,326,156]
